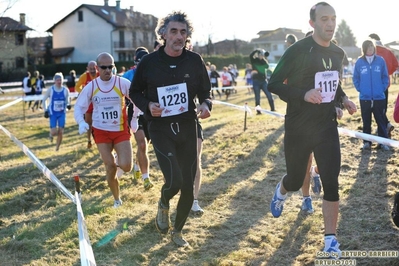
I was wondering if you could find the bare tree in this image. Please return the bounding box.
[1,0,19,17]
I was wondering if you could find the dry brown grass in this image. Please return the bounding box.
[1,79,399,266]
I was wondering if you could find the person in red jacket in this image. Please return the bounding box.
[75,61,99,148]
[369,33,399,138]
[394,95,399,123]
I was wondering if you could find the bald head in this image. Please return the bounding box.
[86,60,97,76]
[96,52,114,65]
[88,60,96,67]
[96,52,115,81]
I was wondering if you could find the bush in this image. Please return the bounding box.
[1,55,247,82]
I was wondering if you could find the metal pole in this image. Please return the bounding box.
[244,102,248,131]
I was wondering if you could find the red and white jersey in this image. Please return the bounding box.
[221,72,232,86]
[74,76,131,132]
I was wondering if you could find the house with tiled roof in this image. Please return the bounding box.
[250,28,306,62]
[27,36,52,66]
[0,14,33,71]
[47,0,158,63]
[385,41,399,60]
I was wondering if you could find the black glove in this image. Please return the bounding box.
[264,51,270,57]
[44,110,49,118]
[67,105,72,110]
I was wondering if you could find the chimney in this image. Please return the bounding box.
[110,11,116,22]
[116,1,121,11]
[104,0,109,6]
[19,13,26,25]
[127,6,134,18]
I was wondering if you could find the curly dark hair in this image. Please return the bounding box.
[155,11,194,42]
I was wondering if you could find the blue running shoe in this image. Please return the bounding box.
[324,236,341,259]
[310,166,322,195]
[270,182,286,218]
[301,197,314,214]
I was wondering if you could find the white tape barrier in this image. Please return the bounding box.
[213,100,285,119]
[0,98,22,111]
[212,85,252,91]
[214,100,399,148]
[0,124,76,203]
[0,120,96,265]
[22,95,45,101]
[71,92,80,98]
[212,100,250,112]
[0,82,24,87]
[0,92,79,102]
[0,96,28,101]
[338,127,399,148]
[76,191,97,266]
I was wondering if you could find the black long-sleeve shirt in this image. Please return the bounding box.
[129,47,211,122]
[268,37,346,135]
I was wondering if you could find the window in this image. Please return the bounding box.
[118,52,126,61]
[127,53,133,62]
[78,11,83,22]
[132,31,136,47]
[15,57,24,68]
[15,33,24,45]
[119,31,125,48]
[143,32,149,43]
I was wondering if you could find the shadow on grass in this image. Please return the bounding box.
[338,144,399,266]
[0,124,121,265]
[2,97,316,265]
[124,120,289,265]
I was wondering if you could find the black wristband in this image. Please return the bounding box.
[204,99,212,111]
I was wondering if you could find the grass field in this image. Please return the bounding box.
[0,79,399,266]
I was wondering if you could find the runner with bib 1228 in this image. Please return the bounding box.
[157,83,189,117]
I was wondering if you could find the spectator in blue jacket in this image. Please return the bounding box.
[353,40,389,150]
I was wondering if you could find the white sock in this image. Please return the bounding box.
[134,164,140,171]
[310,166,318,177]
[324,235,336,247]
[113,153,118,165]
[277,184,287,199]
[142,173,149,179]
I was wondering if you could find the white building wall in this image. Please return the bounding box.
[52,7,114,63]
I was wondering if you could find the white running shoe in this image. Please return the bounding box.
[191,199,204,215]
[113,199,123,208]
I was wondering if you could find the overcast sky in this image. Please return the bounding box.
[2,0,399,46]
